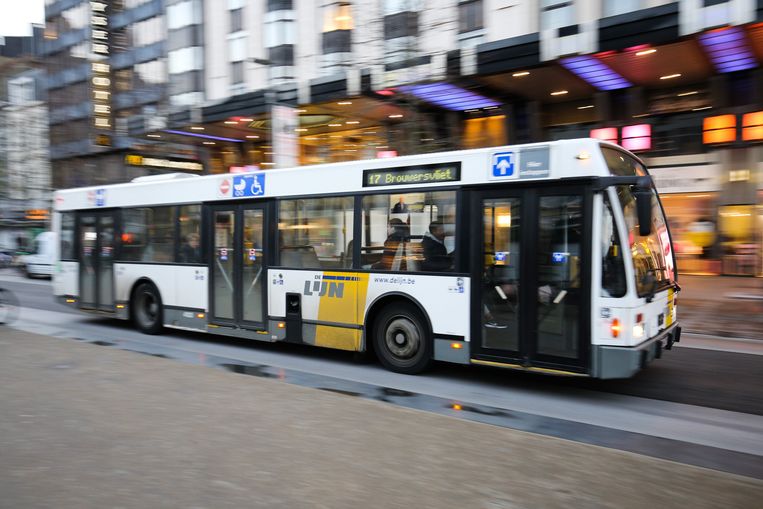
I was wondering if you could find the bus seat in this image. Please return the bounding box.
[280,245,320,269]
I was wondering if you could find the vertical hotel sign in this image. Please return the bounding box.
[91,1,112,145]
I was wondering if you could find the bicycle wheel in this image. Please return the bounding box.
[0,287,20,325]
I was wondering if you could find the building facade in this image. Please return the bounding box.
[0,29,51,252]
[43,0,172,189]
[44,0,763,275]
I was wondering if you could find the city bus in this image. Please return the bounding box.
[52,139,681,378]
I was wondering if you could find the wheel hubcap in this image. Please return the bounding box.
[385,317,420,360]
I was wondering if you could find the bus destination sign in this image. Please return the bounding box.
[363,163,461,187]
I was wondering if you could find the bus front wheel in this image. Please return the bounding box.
[373,302,432,374]
[132,282,163,335]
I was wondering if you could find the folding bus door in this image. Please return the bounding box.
[472,187,590,374]
[78,210,116,312]
[208,203,267,329]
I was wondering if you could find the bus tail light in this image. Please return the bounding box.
[450,342,463,350]
[610,318,621,338]
[277,322,286,329]
[632,313,645,339]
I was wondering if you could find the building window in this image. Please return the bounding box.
[323,2,353,31]
[384,10,419,39]
[541,0,575,30]
[322,29,351,54]
[458,0,483,33]
[167,0,200,31]
[230,8,243,32]
[602,0,641,17]
[267,0,292,11]
[231,61,244,84]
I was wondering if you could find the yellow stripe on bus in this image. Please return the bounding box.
[315,272,370,351]
[666,288,675,327]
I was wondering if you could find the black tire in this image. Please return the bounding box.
[373,302,432,374]
[132,282,163,335]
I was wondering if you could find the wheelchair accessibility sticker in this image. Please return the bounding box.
[232,174,266,197]
[490,152,517,179]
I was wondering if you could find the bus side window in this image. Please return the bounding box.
[601,196,626,297]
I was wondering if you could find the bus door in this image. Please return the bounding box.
[473,187,590,373]
[208,203,267,328]
[78,210,116,312]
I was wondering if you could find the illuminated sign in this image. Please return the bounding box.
[125,154,204,172]
[621,124,652,151]
[742,111,763,142]
[703,114,736,144]
[91,1,112,137]
[25,209,49,220]
[363,163,461,187]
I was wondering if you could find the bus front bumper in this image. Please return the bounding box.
[592,324,681,379]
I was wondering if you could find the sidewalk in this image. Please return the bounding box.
[678,275,763,340]
[0,328,760,509]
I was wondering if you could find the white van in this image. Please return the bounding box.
[22,231,56,278]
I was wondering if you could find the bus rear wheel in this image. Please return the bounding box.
[373,302,432,374]
[132,282,163,335]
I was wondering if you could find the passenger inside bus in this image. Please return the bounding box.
[179,233,201,264]
[421,220,452,271]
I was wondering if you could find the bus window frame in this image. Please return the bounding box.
[271,186,466,275]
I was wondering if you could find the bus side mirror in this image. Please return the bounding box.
[634,188,653,237]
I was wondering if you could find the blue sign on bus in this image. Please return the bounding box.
[232,174,266,197]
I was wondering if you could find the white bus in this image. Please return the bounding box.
[53,139,681,378]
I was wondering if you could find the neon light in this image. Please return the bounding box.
[397,83,500,111]
[560,56,631,91]
[699,27,757,73]
[164,130,244,143]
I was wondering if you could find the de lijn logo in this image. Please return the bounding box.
[303,274,358,298]
[491,152,517,179]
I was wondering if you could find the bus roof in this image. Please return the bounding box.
[54,139,630,211]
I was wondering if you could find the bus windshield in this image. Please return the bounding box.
[616,185,676,297]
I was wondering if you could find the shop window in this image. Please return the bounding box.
[360,191,456,272]
[120,207,176,263]
[278,197,354,269]
[458,0,483,33]
[464,116,507,149]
